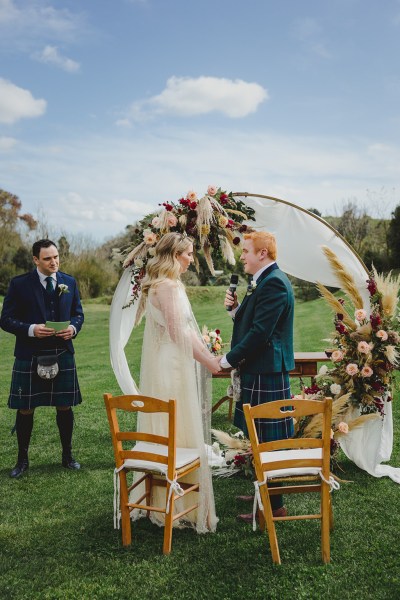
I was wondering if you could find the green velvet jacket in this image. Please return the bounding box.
[226,263,295,374]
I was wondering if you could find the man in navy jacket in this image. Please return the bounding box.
[1,239,84,477]
[221,231,295,519]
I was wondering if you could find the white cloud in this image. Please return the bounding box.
[34,45,80,73]
[2,127,399,241]
[0,135,17,151]
[0,78,46,124]
[128,76,268,121]
[0,0,87,47]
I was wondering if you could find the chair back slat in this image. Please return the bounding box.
[258,438,322,452]
[116,431,169,445]
[107,394,171,413]
[120,450,169,466]
[262,458,323,472]
[249,398,327,420]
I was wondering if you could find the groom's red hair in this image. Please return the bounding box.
[243,231,277,260]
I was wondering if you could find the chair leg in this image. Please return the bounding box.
[145,474,152,518]
[119,471,132,546]
[163,483,174,555]
[260,486,281,565]
[321,484,331,563]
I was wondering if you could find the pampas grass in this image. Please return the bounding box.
[322,246,364,309]
[316,282,356,330]
[333,413,380,439]
[372,266,400,318]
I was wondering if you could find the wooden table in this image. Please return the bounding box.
[212,351,329,418]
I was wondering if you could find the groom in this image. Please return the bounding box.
[220,231,295,519]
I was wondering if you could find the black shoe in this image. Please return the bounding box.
[62,457,81,470]
[10,459,29,478]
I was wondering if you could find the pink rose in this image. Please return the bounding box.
[151,216,161,228]
[361,365,373,378]
[331,350,344,362]
[346,363,359,376]
[355,309,367,322]
[207,185,217,196]
[143,230,157,245]
[376,330,388,341]
[166,213,178,227]
[186,190,198,202]
[338,422,349,434]
[357,341,372,354]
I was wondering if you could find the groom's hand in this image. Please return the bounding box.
[208,356,222,375]
[224,289,238,310]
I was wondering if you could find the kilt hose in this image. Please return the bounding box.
[233,371,294,442]
[8,348,82,410]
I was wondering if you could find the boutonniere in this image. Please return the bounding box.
[58,284,69,296]
[246,280,257,295]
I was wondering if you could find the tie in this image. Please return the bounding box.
[45,276,54,293]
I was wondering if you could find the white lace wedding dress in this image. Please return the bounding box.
[129,279,218,532]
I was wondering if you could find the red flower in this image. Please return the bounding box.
[335,321,347,334]
[336,313,344,321]
[164,203,173,211]
[233,236,241,245]
[239,225,247,233]
[179,197,189,206]
[219,193,229,205]
[215,329,220,334]
[367,278,377,296]
[338,298,345,305]
[370,314,381,329]
[190,201,197,210]
[233,454,246,467]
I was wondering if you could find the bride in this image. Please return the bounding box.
[131,232,220,532]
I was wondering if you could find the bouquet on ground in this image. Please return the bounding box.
[210,430,254,479]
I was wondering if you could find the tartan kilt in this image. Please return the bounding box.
[7,348,82,410]
[233,372,294,443]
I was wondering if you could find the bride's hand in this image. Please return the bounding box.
[207,355,222,375]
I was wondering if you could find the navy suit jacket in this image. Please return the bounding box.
[226,264,295,374]
[0,270,84,359]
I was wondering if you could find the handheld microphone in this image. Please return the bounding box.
[226,274,239,311]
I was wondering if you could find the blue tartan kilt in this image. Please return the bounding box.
[7,348,82,410]
[233,372,294,443]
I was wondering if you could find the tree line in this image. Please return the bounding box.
[1,188,399,300]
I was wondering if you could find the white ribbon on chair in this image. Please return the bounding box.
[165,476,185,514]
[251,474,340,532]
[112,465,185,530]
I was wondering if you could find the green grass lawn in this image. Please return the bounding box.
[0,289,399,600]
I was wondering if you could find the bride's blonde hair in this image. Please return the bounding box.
[140,232,193,298]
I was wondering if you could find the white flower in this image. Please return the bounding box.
[355,309,367,322]
[330,383,342,395]
[319,365,328,375]
[134,258,144,268]
[58,284,69,295]
[233,431,244,438]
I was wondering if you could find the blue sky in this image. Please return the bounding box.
[1,0,400,243]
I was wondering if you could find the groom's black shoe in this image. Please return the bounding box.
[10,459,29,478]
[62,456,81,470]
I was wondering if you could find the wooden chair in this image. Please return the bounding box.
[104,393,201,554]
[244,397,337,564]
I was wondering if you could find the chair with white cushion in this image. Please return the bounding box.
[244,397,337,564]
[104,393,201,554]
